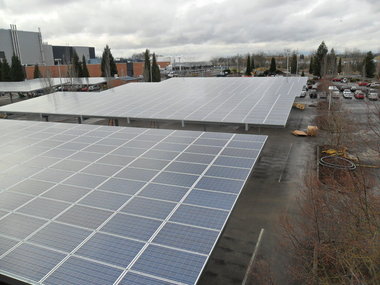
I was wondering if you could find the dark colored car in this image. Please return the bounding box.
[309,89,317,98]
[358,82,369,86]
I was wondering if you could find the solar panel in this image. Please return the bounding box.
[0,77,307,127]
[0,120,267,285]
[0,77,108,93]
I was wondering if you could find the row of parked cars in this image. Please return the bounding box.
[300,86,378,100]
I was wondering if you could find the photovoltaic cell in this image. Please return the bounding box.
[0,213,46,239]
[56,205,112,230]
[121,197,176,220]
[100,213,161,241]
[78,190,132,211]
[132,244,206,285]
[44,256,123,285]
[119,272,177,285]
[17,198,70,219]
[138,183,189,202]
[0,243,65,282]
[184,189,237,210]
[170,204,229,230]
[153,222,219,254]
[0,120,266,285]
[28,222,92,252]
[76,233,144,267]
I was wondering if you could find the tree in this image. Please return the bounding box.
[290,53,297,74]
[72,50,82,77]
[301,70,305,77]
[337,57,342,74]
[143,49,151,82]
[82,55,89,77]
[251,56,255,70]
[151,53,161,82]
[309,56,314,74]
[326,48,337,75]
[33,64,41,79]
[10,55,25,81]
[245,54,251,76]
[313,41,328,77]
[269,57,276,74]
[363,51,376,78]
[101,45,118,77]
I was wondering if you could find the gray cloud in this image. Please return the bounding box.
[1,0,379,59]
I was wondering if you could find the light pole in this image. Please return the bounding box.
[55,58,63,91]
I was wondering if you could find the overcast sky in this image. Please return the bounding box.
[0,0,379,60]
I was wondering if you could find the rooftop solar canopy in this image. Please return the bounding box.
[0,120,266,285]
[0,77,307,127]
[0,77,108,93]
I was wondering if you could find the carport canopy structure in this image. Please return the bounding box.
[0,77,307,128]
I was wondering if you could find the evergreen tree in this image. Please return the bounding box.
[337,57,342,74]
[2,58,11,81]
[33,64,41,79]
[245,54,251,76]
[251,56,255,70]
[290,53,297,74]
[72,50,82,77]
[151,53,161,82]
[101,45,118,77]
[269,57,276,74]
[10,55,25,81]
[301,70,305,77]
[82,55,89,77]
[328,48,337,75]
[143,49,151,82]
[0,60,2,81]
[313,41,328,77]
[363,51,376,78]
[309,56,314,74]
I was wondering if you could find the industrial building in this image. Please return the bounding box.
[0,25,95,66]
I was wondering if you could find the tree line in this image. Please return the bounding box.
[309,41,376,78]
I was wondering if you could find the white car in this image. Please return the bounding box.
[343,89,353,99]
[369,82,380,87]
[368,91,378,101]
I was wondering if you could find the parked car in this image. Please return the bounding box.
[354,91,365,99]
[343,89,353,99]
[369,82,380,87]
[350,85,357,92]
[328,85,339,91]
[332,78,341,82]
[358,82,369,86]
[332,91,341,99]
[309,89,317,99]
[319,92,327,99]
[368,90,378,101]
[341,78,348,83]
[300,90,307,98]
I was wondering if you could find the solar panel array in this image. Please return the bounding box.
[0,77,307,126]
[0,78,108,93]
[0,120,266,285]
